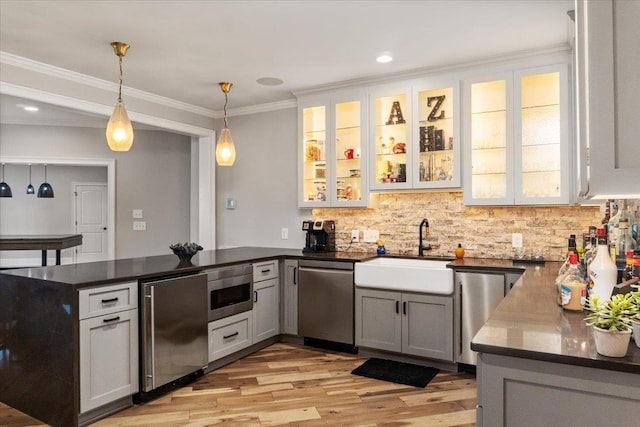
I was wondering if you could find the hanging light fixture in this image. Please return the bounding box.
[26,164,35,194]
[106,41,134,151]
[0,163,13,198]
[215,82,236,166]
[37,164,54,198]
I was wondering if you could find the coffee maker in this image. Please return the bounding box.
[302,220,336,253]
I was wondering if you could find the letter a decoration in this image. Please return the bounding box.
[386,101,406,125]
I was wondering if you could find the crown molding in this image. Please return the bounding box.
[293,43,572,97]
[224,99,297,118]
[0,82,215,137]
[0,51,216,118]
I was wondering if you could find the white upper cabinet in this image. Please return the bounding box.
[370,84,413,190]
[576,0,640,199]
[298,91,369,208]
[463,64,571,205]
[412,80,461,189]
[369,81,461,191]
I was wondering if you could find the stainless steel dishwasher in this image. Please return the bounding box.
[298,259,355,351]
[455,270,523,366]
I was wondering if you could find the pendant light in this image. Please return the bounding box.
[37,164,54,198]
[0,164,12,198]
[106,41,134,151]
[215,82,236,166]
[26,164,35,194]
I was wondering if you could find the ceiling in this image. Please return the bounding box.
[0,0,574,123]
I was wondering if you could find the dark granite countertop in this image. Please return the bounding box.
[0,247,375,288]
[470,260,640,374]
[2,248,638,373]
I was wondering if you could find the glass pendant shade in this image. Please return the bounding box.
[106,101,134,151]
[215,127,236,166]
[37,165,54,198]
[0,164,12,198]
[26,165,35,194]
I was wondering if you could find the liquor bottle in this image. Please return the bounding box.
[622,251,635,283]
[419,162,426,182]
[601,199,612,233]
[558,234,582,277]
[617,217,637,257]
[588,228,618,300]
[607,199,625,254]
[560,253,588,311]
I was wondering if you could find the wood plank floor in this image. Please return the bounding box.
[1,343,476,426]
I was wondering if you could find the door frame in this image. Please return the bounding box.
[1,156,116,260]
[0,82,216,251]
[72,181,109,264]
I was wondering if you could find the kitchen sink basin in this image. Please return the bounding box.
[354,257,453,294]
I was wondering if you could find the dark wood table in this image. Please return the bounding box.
[0,234,83,266]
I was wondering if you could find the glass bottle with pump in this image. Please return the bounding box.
[588,228,618,300]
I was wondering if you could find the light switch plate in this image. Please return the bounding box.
[133,221,146,231]
[132,209,143,219]
[363,229,379,243]
[225,198,236,209]
[512,233,523,248]
[281,227,288,239]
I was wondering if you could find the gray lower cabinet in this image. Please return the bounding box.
[477,353,640,427]
[253,277,280,342]
[79,282,139,414]
[355,287,454,361]
[282,259,298,335]
[252,261,280,343]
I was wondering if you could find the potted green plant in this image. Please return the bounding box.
[584,293,634,357]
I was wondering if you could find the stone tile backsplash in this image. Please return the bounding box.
[313,192,605,261]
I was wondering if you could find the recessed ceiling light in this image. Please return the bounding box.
[256,77,284,86]
[376,53,393,63]
[23,106,39,112]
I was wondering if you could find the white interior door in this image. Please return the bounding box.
[74,183,108,263]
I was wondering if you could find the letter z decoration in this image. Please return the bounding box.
[426,95,446,122]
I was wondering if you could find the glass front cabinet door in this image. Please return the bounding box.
[412,81,461,188]
[298,93,368,208]
[463,64,569,205]
[370,87,412,190]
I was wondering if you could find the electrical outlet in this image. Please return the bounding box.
[351,230,359,242]
[363,229,380,243]
[281,227,288,239]
[133,221,146,231]
[512,233,523,248]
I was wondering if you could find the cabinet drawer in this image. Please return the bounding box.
[208,311,253,362]
[79,282,138,320]
[253,261,278,282]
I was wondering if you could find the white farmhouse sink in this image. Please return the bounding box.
[354,257,453,294]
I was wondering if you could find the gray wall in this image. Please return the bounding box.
[215,107,307,250]
[0,124,191,260]
[0,164,108,264]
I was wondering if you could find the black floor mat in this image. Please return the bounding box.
[351,358,439,388]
